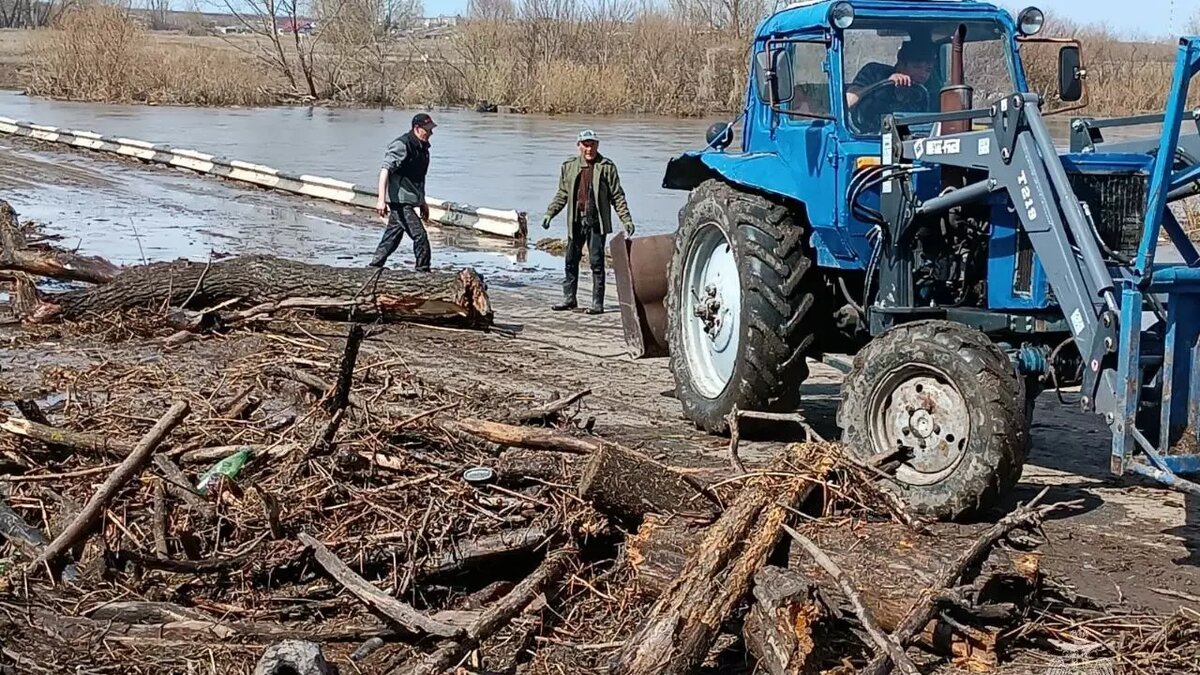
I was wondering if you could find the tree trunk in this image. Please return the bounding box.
[578,444,720,526]
[0,198,44,319]
[743,565,825,675]
[611,443,837,675]
[43,255,493,326]
[623,513,708,600]
[625,516,1042,667]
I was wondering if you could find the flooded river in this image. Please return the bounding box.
[0,89,1164,283]
[0,90,714,233]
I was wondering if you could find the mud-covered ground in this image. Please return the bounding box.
[1,134,1200,672]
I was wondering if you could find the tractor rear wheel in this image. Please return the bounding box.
[837,320,1027,521]
[666,179,821,435]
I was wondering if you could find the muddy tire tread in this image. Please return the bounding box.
[667,179,820,435]
[837,320,1027,521]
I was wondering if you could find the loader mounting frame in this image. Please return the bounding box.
[878,36,1200,497]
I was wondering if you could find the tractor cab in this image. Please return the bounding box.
[614,0,1079,360]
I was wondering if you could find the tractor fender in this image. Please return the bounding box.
[662,150,800,203]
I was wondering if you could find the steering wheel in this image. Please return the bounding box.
[850,79,931,135]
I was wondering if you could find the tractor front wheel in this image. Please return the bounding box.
[666,180,821,435]
[837,320,1028,521]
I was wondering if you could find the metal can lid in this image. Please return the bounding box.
[462,467,495,483]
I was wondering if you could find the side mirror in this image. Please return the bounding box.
[755,47,794,105]
[771,48,795,105]
[1058,45,1083,102]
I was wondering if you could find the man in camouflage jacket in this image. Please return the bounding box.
[542,129,635,314]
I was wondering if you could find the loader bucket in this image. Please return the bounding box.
[609,231,673,358]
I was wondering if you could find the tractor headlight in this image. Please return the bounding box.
[828,1,854,30]
[1017,6,1044,36]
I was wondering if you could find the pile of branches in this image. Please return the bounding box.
[1,200,1198,674]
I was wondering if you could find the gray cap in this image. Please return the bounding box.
[577,129,598,143]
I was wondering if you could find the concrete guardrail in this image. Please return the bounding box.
[0,116,528,242]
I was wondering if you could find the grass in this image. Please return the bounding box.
[0,5,1197,118]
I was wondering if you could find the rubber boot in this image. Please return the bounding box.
[585,272,604,314]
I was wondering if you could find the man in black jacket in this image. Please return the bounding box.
[369,113,435,271]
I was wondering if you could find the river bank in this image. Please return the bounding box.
[5,5,1200,119]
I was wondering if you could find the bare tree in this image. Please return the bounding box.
[0,0,76,28]
[201,0,340,99]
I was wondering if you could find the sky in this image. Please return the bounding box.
[413,0,1199,40]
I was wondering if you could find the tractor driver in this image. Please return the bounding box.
[845,39,938,125]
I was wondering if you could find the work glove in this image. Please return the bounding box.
[624,222,636,237]
[542,216,551,230]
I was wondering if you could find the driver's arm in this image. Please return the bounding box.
[844,63,885,108]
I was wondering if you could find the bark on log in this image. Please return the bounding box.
[578,444,720,525]
[611,443,837,675]
[416,526,550,579]
[623,514,707,599]
[494,449,581,486]
[627,515,1044,662]
[43,255,493,326]
[443,418,598,454]
[743,565,825,675]
[0,417,133,460]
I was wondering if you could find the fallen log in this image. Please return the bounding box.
[0,417,133,460]
[298,532,463,639]
[861,487,1074,675]
[0,199,118,285]
[743,565,825,675]
[785,525,919,675]
[578,444,720,525]
[444,418,598,454]
[611,443,837,675]
[416,526,550,579]
[39,255,493,327]
[625,512,1045,665]
[623,513,706,599]
[0,200,46,320]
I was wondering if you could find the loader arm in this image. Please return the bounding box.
[879,36,1200,496]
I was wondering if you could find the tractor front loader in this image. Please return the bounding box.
[609,0,1200,521]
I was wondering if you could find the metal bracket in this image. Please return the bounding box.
[1080,309,1118,412]
[991,95,1025,165]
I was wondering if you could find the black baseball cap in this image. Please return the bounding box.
[412,113,437,130]
[898,39,937,63]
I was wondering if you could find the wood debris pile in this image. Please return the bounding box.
[0,198,1197,674]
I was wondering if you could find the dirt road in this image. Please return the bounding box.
[2,135,1199,623]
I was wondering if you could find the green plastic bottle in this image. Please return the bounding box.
[195,447,252,495]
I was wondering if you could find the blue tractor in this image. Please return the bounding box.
[608,0,1200,520]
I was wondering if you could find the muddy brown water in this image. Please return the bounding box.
[0,89,1166,278]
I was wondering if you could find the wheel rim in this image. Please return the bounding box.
[867,364,970,486]
[681,222,741,399]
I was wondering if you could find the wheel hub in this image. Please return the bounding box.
[694,284,732,350]
[871,369,971,485]
[680,223,741,399]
